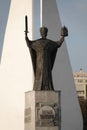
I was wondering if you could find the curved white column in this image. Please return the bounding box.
[0,0,34,130]
[40,0,83,130]
[1,0,34,87]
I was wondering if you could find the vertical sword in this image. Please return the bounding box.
[25,15,29,36]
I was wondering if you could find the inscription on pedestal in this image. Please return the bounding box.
[36,103,59,127]
[24,107,31,123]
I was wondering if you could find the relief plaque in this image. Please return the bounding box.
[24,107,31,123]
[36,103,60,127]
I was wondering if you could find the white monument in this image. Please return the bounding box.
[0,0,83,130]
[40,1,83,130]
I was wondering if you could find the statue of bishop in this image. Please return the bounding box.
[25,18,68,91]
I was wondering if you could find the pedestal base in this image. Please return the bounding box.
[24,91,61,130]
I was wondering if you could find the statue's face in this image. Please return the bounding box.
[40,27,48,38]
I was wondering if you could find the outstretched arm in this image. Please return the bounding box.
[56,26,68,48]
[56,36,65,48]
[25,34,32,48]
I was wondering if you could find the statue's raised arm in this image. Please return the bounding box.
[57,26,68,48]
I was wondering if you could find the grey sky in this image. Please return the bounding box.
[0,0,87,72]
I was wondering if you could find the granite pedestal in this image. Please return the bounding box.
[24,91,61,130]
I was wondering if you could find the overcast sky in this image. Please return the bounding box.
[0,0,87,72]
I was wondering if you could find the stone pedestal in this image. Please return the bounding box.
[24,91,61,130]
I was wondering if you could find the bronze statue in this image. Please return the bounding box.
[25,16,68,91]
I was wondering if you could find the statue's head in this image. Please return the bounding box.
[40,27,48,38]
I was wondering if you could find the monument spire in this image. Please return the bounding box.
[40,0,83,130]
[0,0,34,130]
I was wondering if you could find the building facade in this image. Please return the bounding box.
[74,68,87,100]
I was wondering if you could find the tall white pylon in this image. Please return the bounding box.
[40,0,83,130]
[0,0,34,130]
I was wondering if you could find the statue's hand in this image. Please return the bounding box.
[25,31,28,38]
[61,26,68,37]
[25,32,29,43]
[25,34,27,41]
